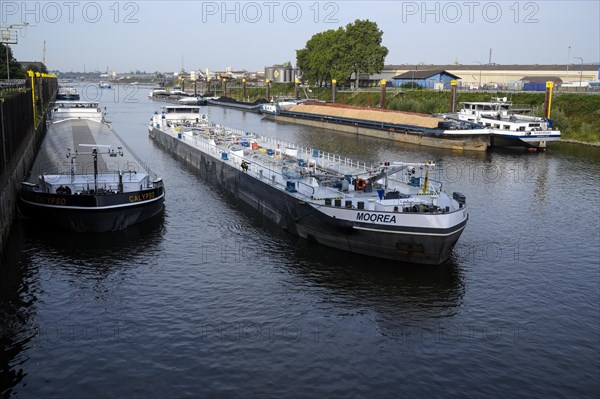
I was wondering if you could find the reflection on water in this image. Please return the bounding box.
[0,214,166,397]
[532,152,549,206]
[0,223,36,397]
[21,212,165,259]
[551,142,600,164]
[288,239,465,334]
[20,212,166,291]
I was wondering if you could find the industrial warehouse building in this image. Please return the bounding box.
[359,64,599,89]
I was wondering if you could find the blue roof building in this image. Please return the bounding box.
[391,70,461,89]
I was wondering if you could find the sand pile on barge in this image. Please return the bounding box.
[288,103,444,129]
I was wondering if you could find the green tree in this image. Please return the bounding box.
[25,63,48,74]
[296,20,387,88]
[344,19,388,88]
[0,44,25,79]
[297,28,349,86]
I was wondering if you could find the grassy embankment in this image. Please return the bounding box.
[222,83,600,144]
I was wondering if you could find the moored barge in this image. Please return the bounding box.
[20,102,165,232]
[260,102,490,151]
[149,106,468,265]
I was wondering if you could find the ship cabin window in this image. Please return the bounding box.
[500,105,510,110]
[485,123,491,127]
[494,124,500,128]
[518,126,526,131]
[58,102,99,108]
[504,125,510,130]
[528,123,540,127]
[167,107,199,114]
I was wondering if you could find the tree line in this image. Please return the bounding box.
[0,44,48,79]
[296,19,388,88]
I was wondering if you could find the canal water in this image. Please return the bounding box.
[1,84,599,398]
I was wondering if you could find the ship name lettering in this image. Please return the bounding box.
[129,192,155,203]
[36,195,66,205]
[356,212,396,224]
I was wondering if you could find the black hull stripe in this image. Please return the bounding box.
[353,223,466,237]
[351,218,468,236]
[20,193,165,210]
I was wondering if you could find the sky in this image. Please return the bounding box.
[2,0,599,73]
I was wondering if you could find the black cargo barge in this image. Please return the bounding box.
[20,116,165,232]
[20,186,164,232]
[207,96,267,113]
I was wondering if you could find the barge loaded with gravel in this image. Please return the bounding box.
[260,102,491,151]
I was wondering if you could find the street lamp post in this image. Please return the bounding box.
[1,31,16,80]
[4,45,8,80]
[265,79,270,101]
[566,46,571,77]
[1,23,29,80]
[574,56,583,91]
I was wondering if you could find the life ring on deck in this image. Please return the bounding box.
[356,178,367,191]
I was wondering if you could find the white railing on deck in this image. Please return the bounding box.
[170,122,382,182]
[247,133,374,174]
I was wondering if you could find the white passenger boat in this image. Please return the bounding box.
[169,86,184,95]
[259,101,302,115]
[454,97,561,148]
[56,86,80,101]
[149,107,468,265]
[153,105,209,124]
[178,97,205,105]
[148,88,169,98]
